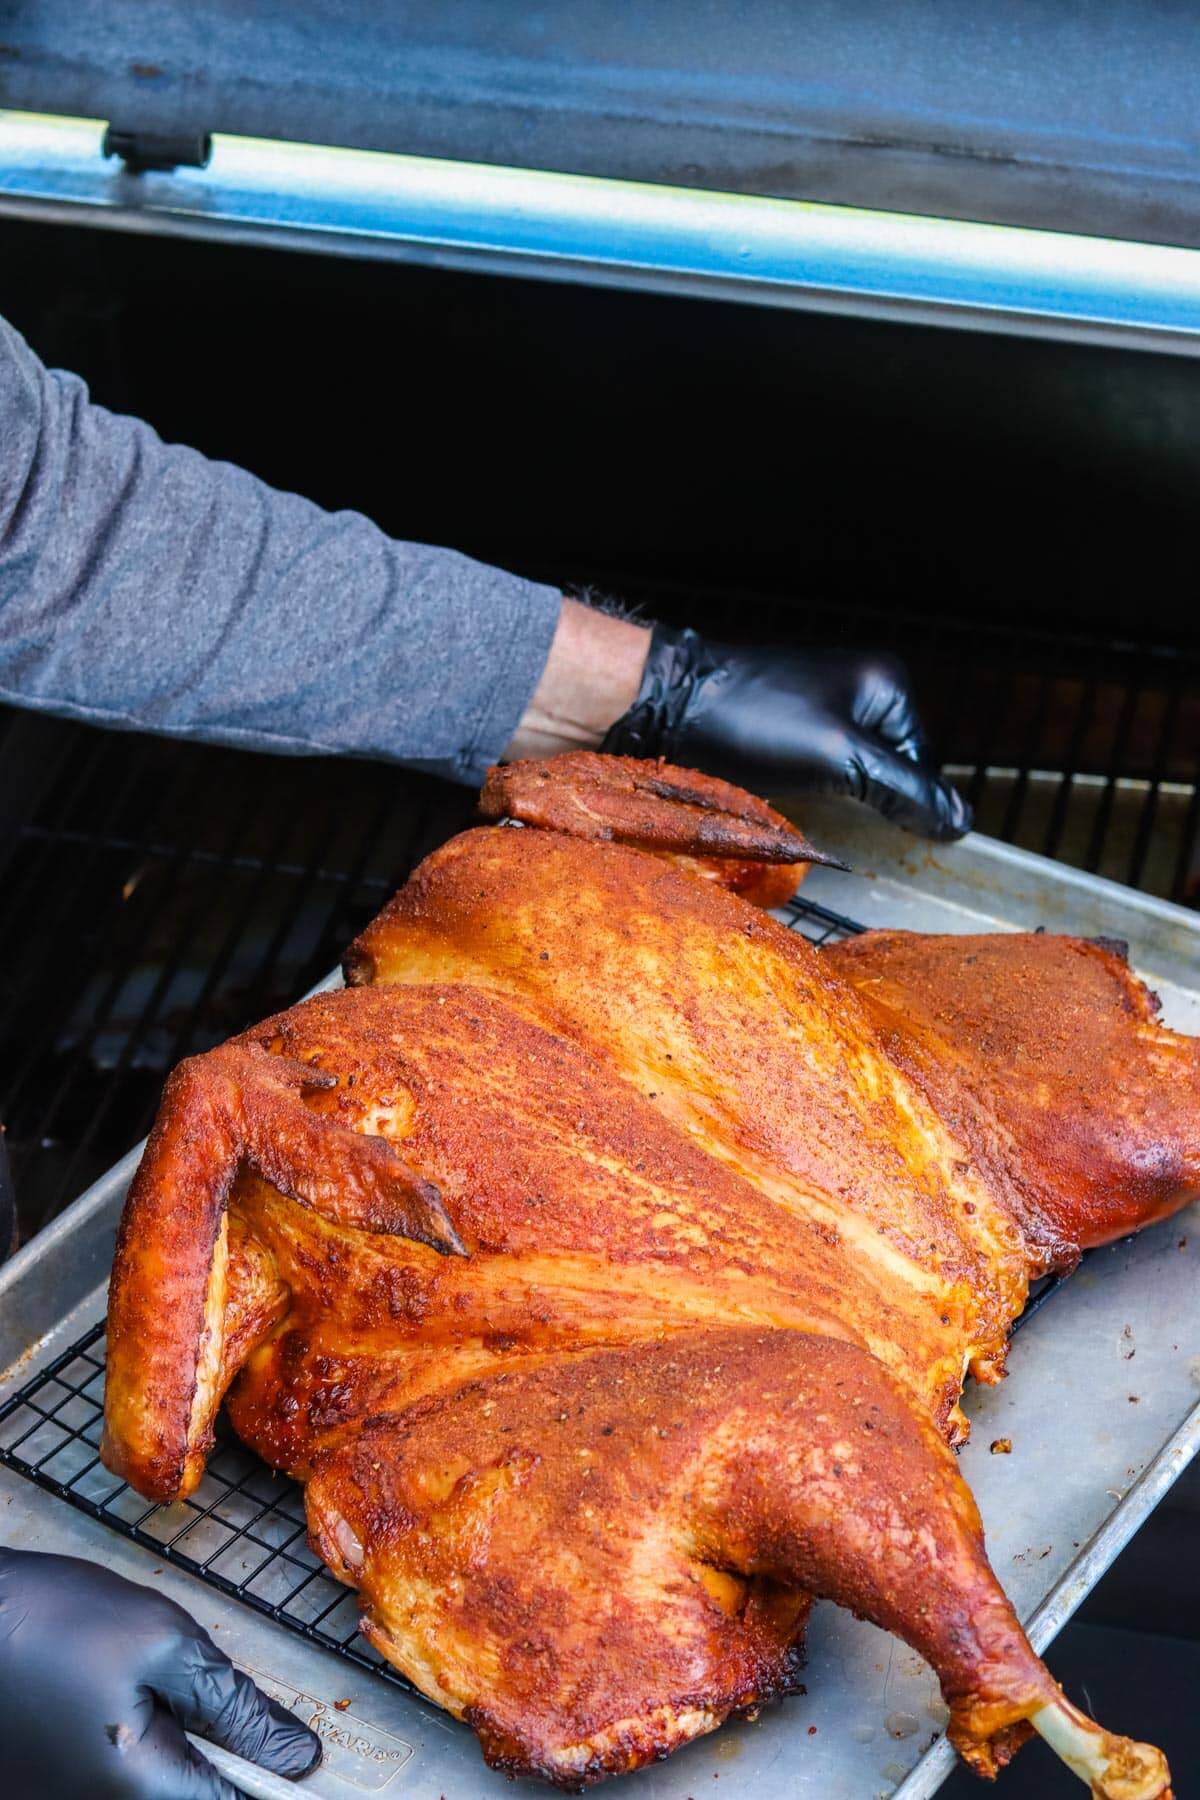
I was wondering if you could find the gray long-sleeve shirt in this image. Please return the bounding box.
[0,316,562,784]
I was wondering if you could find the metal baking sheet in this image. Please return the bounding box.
[2,805,1198,1800]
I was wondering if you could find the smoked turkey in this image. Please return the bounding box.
[103,754,1197,1795]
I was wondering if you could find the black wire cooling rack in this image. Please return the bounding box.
[0,889,1060,1688]
[0,1319,401,1682]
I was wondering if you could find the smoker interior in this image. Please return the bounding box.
[1,214,1198,1792]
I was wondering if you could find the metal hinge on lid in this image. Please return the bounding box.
[102,124,212,174]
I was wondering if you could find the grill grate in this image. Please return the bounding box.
[0,889,1063,1688]
[0,707,478,1239]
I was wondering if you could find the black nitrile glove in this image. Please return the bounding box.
[602,625,970,841]
[0,1549,321,1798]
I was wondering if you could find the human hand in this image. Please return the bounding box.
[0,1549,321,1798]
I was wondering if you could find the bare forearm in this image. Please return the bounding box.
[505,598,651,761]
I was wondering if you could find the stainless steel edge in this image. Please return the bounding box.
[4,110,1200,353]
[792,799,1200,991]
[0,972,341,1371]
[895,1398,1200,1797]
[0,1144,135,1370]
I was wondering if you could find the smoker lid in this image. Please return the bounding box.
[3,0,1199,247]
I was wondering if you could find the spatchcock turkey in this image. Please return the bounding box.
[102,753,1197,1796]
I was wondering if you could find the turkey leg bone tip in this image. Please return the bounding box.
[1033,1699,1171,1799]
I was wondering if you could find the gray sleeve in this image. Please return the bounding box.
[0,316,561,785]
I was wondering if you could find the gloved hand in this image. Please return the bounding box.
[0,1548,321,1798]
[602,624,970,841]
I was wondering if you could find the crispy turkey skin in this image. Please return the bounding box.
[102,754,1191,1796]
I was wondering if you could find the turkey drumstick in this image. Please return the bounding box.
[308,1327,1165,1793]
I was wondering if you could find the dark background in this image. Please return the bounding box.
[4,213,1200,648]
[1,212,1198,1793]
